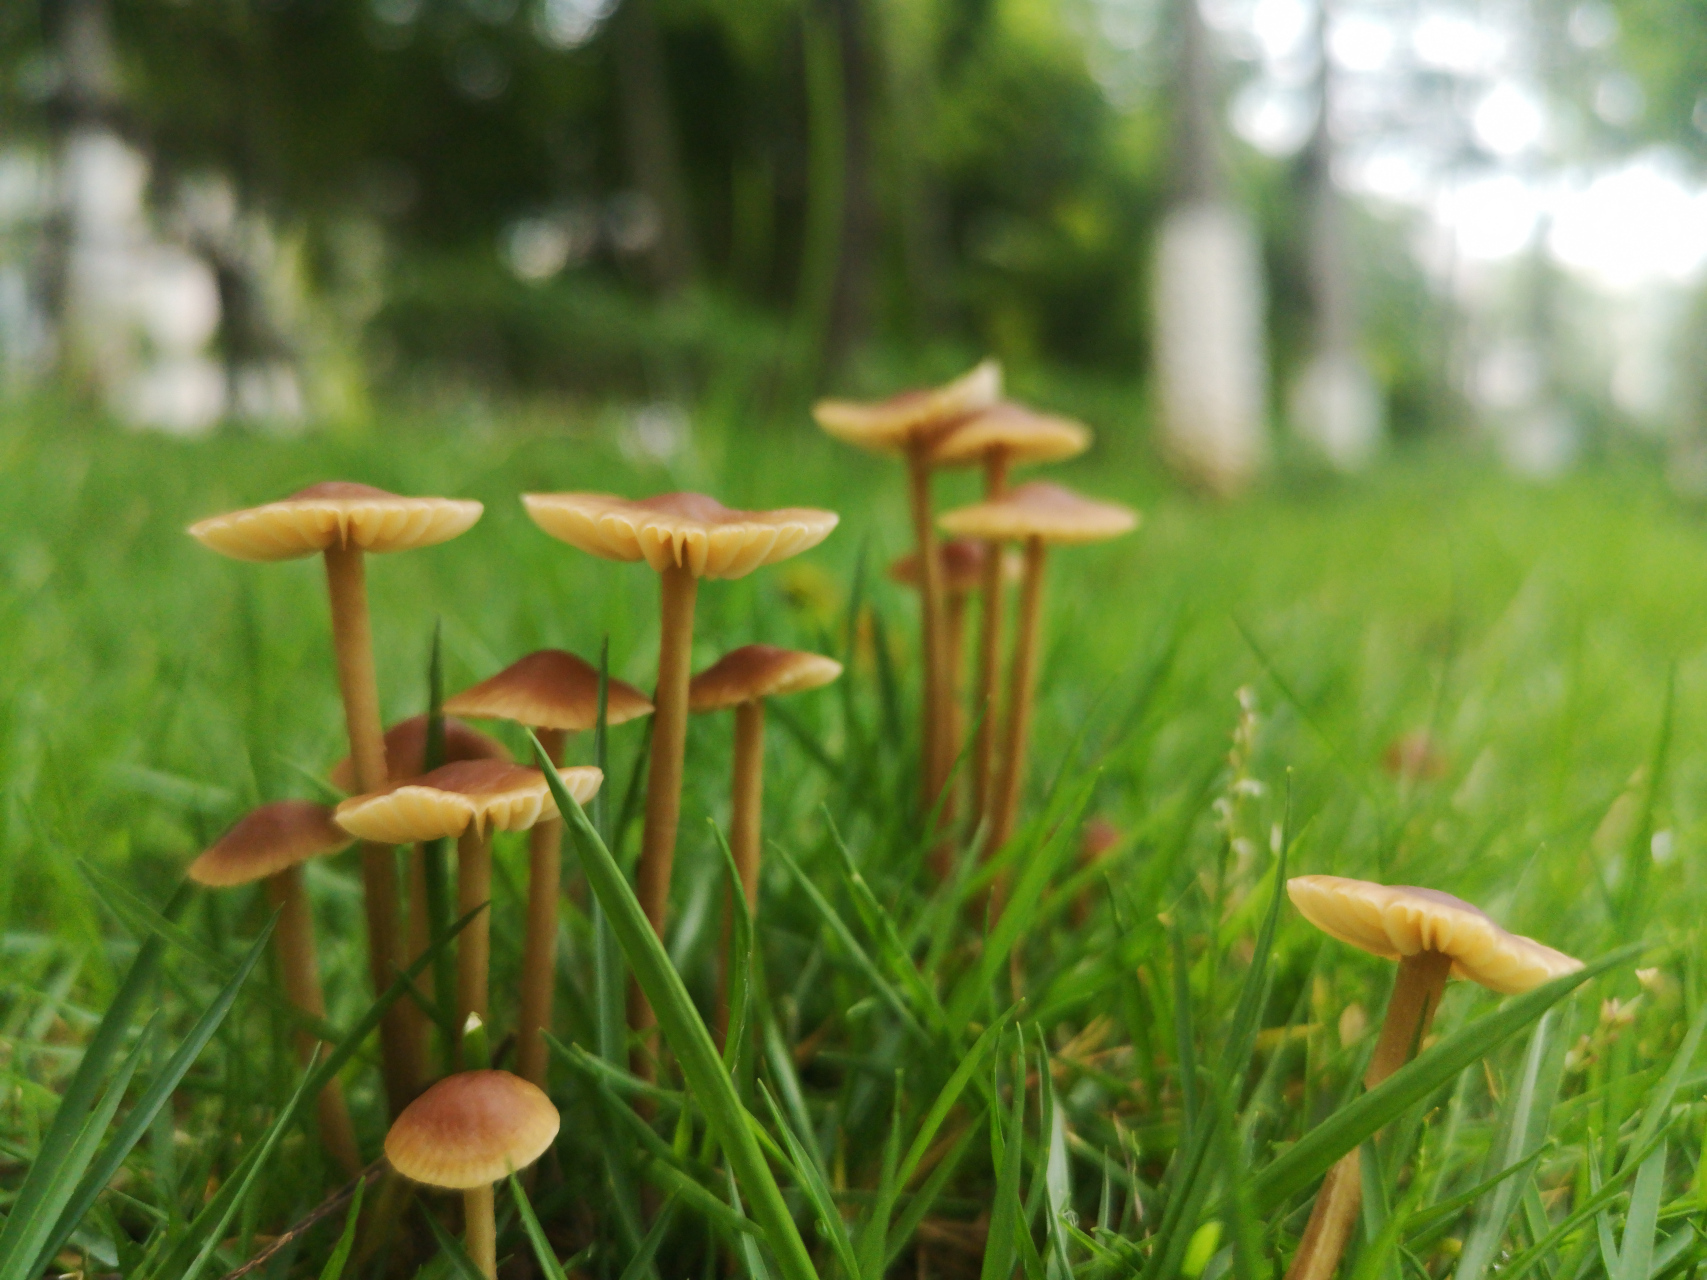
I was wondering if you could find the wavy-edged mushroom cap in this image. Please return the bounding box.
[385,1069,559,1190]
[887,539,994,597]
[524,492,838,580]
[335,760,604,844]
[812,360,1003,453]
[188,482,483,563]
[688,645,844,713]
[939,481,1139,546]
[329,714,511,792]
[927,401,1092,469]
[1288,875,1583,996]
[444,649,654,732]
[188,800,351,888]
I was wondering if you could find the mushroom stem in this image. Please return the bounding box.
[463,1184,497,1278]
[456,825,492,1056]
[405,847,435,1073]
[970,451,1010,836]
[1285,950,1452,1280]
[266,865,362,1178]
[322,545,418,1113]
[907,443,953,877]
[987,537,1047,874]
[716,698,766,1046]
[630,562,700,1077]
[517,728,567,1090]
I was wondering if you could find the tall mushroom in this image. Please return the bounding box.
[443,650,654,1089]
[812,361,1001,838]
[385,1069,560,1278]
[522,491,837,1074]
[926,403,1091,835]
[1284,875,1582,1280]
[335,760,603,1056]
[687,644,842,1041]
[189,482,482,1112]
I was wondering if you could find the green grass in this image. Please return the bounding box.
[1,395,1704,1278]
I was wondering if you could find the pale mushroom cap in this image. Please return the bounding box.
[811,360,1003,453]
[385,1069,560,1190]
[188,482,483,562]
[887,539,995,596]
[334,760,604,843]
[188,800,351,887]
[938,481,1139,546]
[927,401,1092,469]
[328,713,511,792]
[1288,875,1584,996]
[523,492,839,580]
[443,649,654,732]
[688,645,844,712]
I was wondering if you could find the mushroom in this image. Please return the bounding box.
[190,482,482,1111]
[687,644,843,1041]
[927,403,1091,835]
[188,800,363,1176]
[1283,875,1583,1280]
[335,760,603,1056]
[522,491,837,1074]
[385,1069,560,1277]
[812,361,1002,839]
[443,650,654,1090]
[938,482,1137,868]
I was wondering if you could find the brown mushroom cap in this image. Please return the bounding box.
[334,760,604,844]
[329,714,511,792]
[811,360,1003,453]
[523,492,838,580]
[384,1069,560,1189]
[188,482,483,563]
[443,650,654,732]
[688,645,844,713]
[938,481,1139,546]
[188,800,351,887]
[887,539,996,596]
[926,401,1092,469]
[1287,875,1583,996]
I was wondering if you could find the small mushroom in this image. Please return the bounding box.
[813,361,1002,841]
[190,482,482,1112]
[188,801,362,1176]
[687,645,843,1042]
[443,650,653,1090]
[1072,817,1122,927]
[385,1069,560,1277]
[523,491,837,1075]
[1283,875,1582,1280]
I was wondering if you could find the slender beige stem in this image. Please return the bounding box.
[404,846,433,1075]
[518,728,567,1090]
[988,538,1047,871]
[945,591,967,784]
[266,866,362,1177]
[716,699,766,1046]
[1285,951,1452,1280]
[970,451,1010,835]
[630,562,699,1078]
[463,1184,497,1278]
[456,826,491,1051]
[323,546,418,1113]
[908,445,955,879]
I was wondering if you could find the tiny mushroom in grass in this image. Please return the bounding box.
[336,760,603,1060]
[813,360,1002,843]
[687,644,843,1043]
[189,801,362,1177]
[189,482,482,1113]
[444,650,653,1090]
[385,1069,560,1278]
[522,490,836,1076]
[1283,875,1583,1280]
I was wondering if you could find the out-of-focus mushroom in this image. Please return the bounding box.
[385,1069,560,1277]
[523,491,836,1075]
[688,645,843,1042]
[1072,816,1122,927]
[444,650,653,1089]
[190,482,482,1112]
[1283,875,1582,1280]
[189,801,362,1176]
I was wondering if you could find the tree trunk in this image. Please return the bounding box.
[612,0,696,294]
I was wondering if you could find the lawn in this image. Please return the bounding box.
[1,398,1703,1278]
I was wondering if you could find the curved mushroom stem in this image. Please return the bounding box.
[907,442,953,877]
[631,562,700,1078]
[716,698,766,1046]
[266,866,362,1177]
[970,451,1010,836]
[463,1183,497,1278]
[987,537,1047,877]
[517,728,568,1090]
[1285,950,1452,1280]
[456,825,492,1061]
[323,545,418,1113]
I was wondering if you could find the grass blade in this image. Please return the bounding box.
[425,1206,490,1280]
[314,1177,365,1280]
[508,1174,572,1280]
